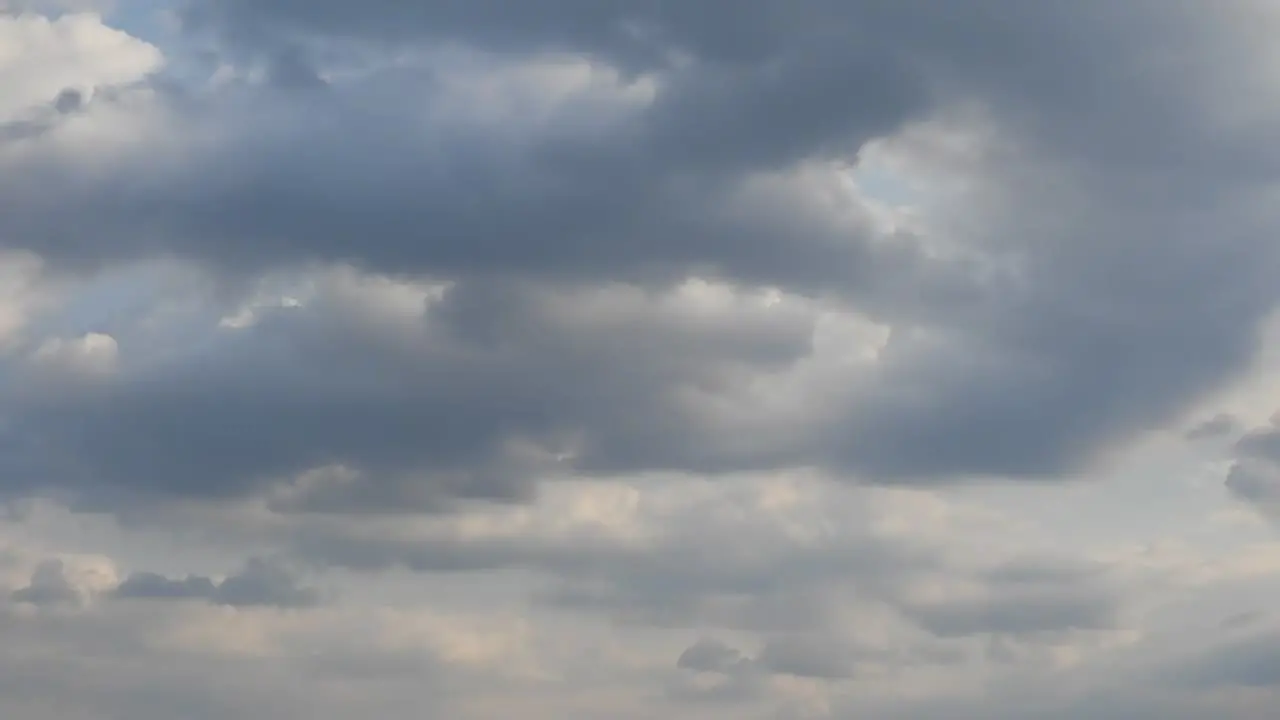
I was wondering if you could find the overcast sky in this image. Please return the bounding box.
[5,1,1280,717]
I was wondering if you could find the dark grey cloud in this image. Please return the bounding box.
[279,485,1131,662]
[1235,421,1280,463]
[190,0,1280,175]
[0,274,823,508]
[672,631,962,710]
[1167,632,1280,689]
[114,572,218,600]
[114,558,319,608]
[0,37,929,298]
[905,588,1118,639]
[677,637,747,675]
[1226,462,1280,507]
[1220,610,1267,630]
[1186,413,1240,441]
[1,0,1279,512]
[1221,417,1280,514]
[0,86,85,143]
[676,634,855,682]
[754,635,856,680]
[11,559,82,607]
[287,492,929,634]
[902,558,1121,638]
[857,685,1227,720]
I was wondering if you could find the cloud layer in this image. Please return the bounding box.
[3,1,1280,718]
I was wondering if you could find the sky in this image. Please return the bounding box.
[5,1,1280,718]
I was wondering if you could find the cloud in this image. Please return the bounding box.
[755,636,857,680]
[11,558,83,606]
[0,251,52,351]
[4,2,1280,718]
[114,558,319,608]
[0,11,161,120]
[1221,416,1280,518]
[901,559,1122,638]
[1168,631,1280,689]
[0,0,1277,503]
[677,637,748,675]
[1227,461,1280,508]
[0,587,507,719]
[906,588,1117,639]
[670,634,858,710]
[275,474,1135,680]
[1187,413,1241,441]
[283,476,938,631]
[9,554,118,607]
[29,331,119,378]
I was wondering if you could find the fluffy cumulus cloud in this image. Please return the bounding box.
[4,0,1280,717]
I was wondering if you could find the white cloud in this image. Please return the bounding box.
[0,11,160,119]
[31,331,118,376]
